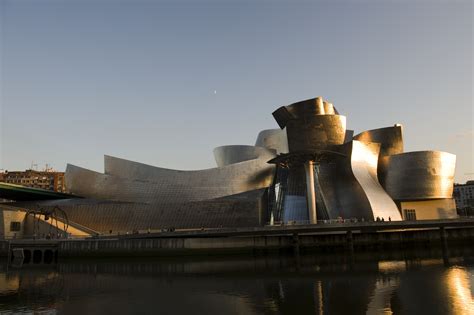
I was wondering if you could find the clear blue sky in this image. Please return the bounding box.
[0,0,472,183]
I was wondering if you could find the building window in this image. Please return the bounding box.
[404,209,417,221]
[10,221,21,232]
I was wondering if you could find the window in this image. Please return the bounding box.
[404,209,417,221]
[10,221,21,232]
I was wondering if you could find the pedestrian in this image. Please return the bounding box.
[381,217,385,222]
[388,217,391,222]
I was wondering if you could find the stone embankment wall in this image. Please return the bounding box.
[58,227,474,257]
[1,227,473,258]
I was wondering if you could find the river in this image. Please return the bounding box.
[0,247,473,314]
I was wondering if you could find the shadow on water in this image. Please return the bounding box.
[0,246,473,315]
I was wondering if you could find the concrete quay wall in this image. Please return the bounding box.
[1,225,474,258]
[0,241,8,257]
[58,227,474,258]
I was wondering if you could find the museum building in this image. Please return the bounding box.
[0,97,457,236]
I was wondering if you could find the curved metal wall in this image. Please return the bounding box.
[67,155,275,203]
[316,142,373,220]
[285,115,347,152]
[58,151,278,232]
[316,141,401,221]
[272,97,347,152]
[382,151,456,200]
[344,130,355,143]
[102,155,274,188]
[276,97,341,121]
[18,189,267,232]
[353,125,404,157]
[350,141,402,220]
[213,145,275,167]
[353,125,404,188]
[254,129,289,154]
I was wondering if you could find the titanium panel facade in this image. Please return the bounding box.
[285,115,347,152]
[16,190,267,233]
[353,125,404,157]
[0,95,458,230]
[213,145,275,167]
[270,140,402,222]
[317,141,400,220]
[102,155,275,191]
[273,97,347,151]
[55,150,277,232]
[353,125,404,188]
[350,141,402,220]
[383,151,456,200]
[254,129,289,154]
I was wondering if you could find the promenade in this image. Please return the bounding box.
[2,218,474,262]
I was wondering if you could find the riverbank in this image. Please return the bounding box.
[1,219,474,260]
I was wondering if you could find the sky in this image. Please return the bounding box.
[0,0,472,183]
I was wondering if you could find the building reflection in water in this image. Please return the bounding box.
[0,273,20,293]
[0,249,473,314]
[446,267,474,315]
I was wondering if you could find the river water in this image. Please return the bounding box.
[0,247,473,314]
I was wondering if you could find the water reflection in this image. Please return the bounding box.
[446,267,474,315]
[0,248,473,314]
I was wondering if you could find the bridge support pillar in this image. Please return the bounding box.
[304,160,317,224]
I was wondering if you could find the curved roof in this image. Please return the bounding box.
[353,125,404,157]
[66,153,275,203]
[213,145,275,167]
[254,129,288,154]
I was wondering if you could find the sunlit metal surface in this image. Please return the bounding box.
[276,97,340,120]
[269,98,347,223]
[383,151,456,200]
[353,125,404,187]
[270,140,402,222]
[213,145,275,167]
[317,141,401,220]
[304,160,317,223]
[268,98,404,222]
[350,141,402,220]
[272,97,346,151]
[285,115,347,152]
[254,129,289,154]
[323,101,335,115]
[50,152,277,232]
[353,125,404,157]
[316,154,372,220]
[102,155,274,189]
[0,95,459,229]
[68,155,275,203]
